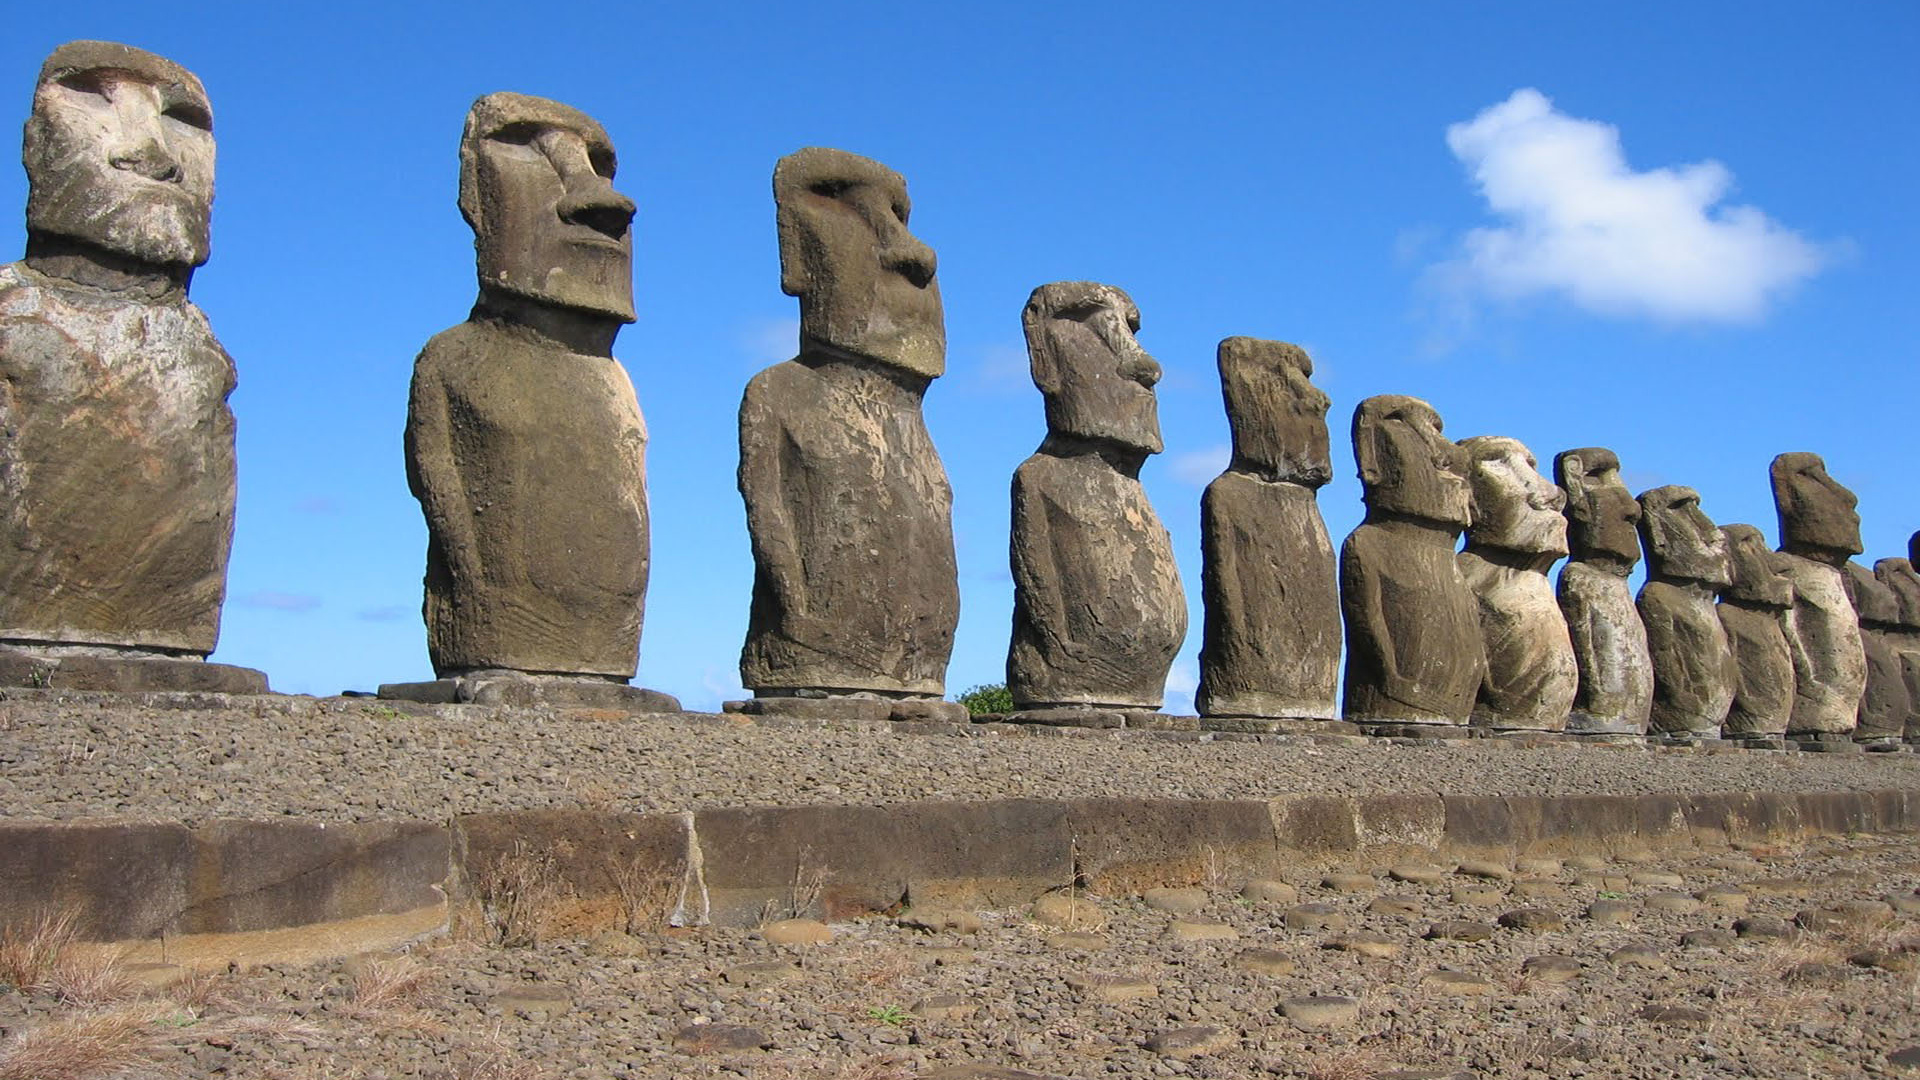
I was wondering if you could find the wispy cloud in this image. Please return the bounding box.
[1163,657,1198,716]
[739,317,799,367]
[956,342,1032,396]
[1167,444,1230,487]
[234,590,321,613]
[1428,88,1830,328]
[355,604,414,622]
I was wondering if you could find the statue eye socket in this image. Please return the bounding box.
[163,100,211,132]
[589,148,615,178]
[53,70,113,100]
[487,121,544,146]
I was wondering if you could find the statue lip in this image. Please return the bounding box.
[562,226,626,252]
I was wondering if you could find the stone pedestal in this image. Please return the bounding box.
[0,648,267,694]
[723,696,968,724]
[377,671,677,711]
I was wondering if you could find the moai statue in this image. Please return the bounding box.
[0,42,266,693]
[388,93,676,710]
[1554,448,1652,737]
[1843,561,1911,745]
[1195,338,1340,729]
[735,148,961,722]
[1007,282,1186,722]
[1635,486,1736,738]
[1339,396,1483,729]
[1456,436,1576,731]
[1770,452,1866,746]
[1881,538,1920,742]
[1717,524,1795,741]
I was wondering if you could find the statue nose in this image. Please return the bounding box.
[880,232,936,288]
[558,186,635,241]
[1117,350,1161,388]
[109,137,181,183]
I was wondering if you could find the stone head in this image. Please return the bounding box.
[1637,486,1730,588]
[1769,452,1861,561]
[1023,281,1162,455]
[1874,557,1920,631]
[459,92,634,323]
[1216,337,1331,486]
[1554,447,1641,568]
[1843,561,1897,628]
[24,41,213,269]
[1458,435,1567,559]
[1911,531,1919,568]
[1352,395,1470,528]
[1722,523,1793,609]
[774,147,943,378]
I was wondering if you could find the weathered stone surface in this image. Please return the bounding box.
[1636,486,1735,736]
[1554,448,1653,735]
[1008,282,1184,709]
[407,93,651,681]
[1878,552,1920,740]
[380,672,678,711]
[1340,396,1483,725]
[739,147,957,699]
[1718,524,1795,737]
[1457,436,1574,731]
[0,650,266,693]
[1846,561,1911,742]
[1772,453,1866,735]
[1196,337,1339,720]
[1,42,239,659]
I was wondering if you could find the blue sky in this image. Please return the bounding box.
[3,1,1914,708]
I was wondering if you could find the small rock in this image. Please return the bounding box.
[493,986,572,1019]
[1781,961,1849,985]
[1614,850,1658,865]
[1694,885,1749,911]
[1167,919,1239,942]
[1628,870,1683,889]
[1425,919,1495,942]
[762,918,832,945]
[1498,908,1565,933]
[1144,886,1210,915]
[1241,879,1298,905]
[1520,955,1583,983]
[1643,893,1702,915]
[672,1023,771,1055]
[1422,969,1494,995]
[1566,855,1609,872]
[586,931,651,957]
[1284,903,1348,931]
[1585,900,1636,925]
[1232,948,1296,976]
[1389,862,1448,885]
[1067,974,1158,1003]
[1320,872,1375,894]
[1281,995,1360,1029]
[1886,892,1920,916]
[1680,929,1736,950]
[921,945,978,966]
[1745,877,1815,897]
[1515,857,1563,876]
[1608,944,1667,970]
[1509,879,1566,899]
[1451,886,1505,907]
[1031,893,1106,930]
[1328,931,1400,959]
[1044,932,1109,952]
[1636,1004,1710,1025]
[1887,1045,1920,1068]
[722,961,801,987]
[913,994,978,1021]
[1797,900,1895,934]
[1369,894,1424,917]
[899,909,984,934]
[1733,915,1795,940]
[1851,948,1917,972]
[1146,1025,1236,1059]
[1455,860,1513,881]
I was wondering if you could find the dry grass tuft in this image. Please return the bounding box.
[43,946,137,1008]
[351,955,433,1012]
[0,908,78,990]
[1291,1045,1393,1080]
[0,1001,179,1080]
[476,843,566,947]
[612,858,680,935]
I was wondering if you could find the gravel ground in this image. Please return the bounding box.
[5,834,1920,1078]
[3,692,1919,824]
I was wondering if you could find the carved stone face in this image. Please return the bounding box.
[459,92,634,323]
[775,147,943,377]
[1554,447,1640,567]
[1217,337,1331,486]
[1353,395,1470,528]
[1722,523,1793,608]
[24,41,214,268]
[1459,436,1567,558]
[1637,485,1730,588]
[1875,557,1920,631]
[1844,561,1899,628]
[1769,452,1862,559]
[1023,281,1162,455]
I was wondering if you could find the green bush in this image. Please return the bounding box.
[955,683,1014,716]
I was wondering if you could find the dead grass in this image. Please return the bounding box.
[612,858,680,934]
[0,1001,180,1080]
[475,842,566,947]
[1288,1044,1393,1080]
[0,908,78,990]
[0,909,138,1007]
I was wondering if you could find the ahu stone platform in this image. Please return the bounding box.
[4,690,1920,968]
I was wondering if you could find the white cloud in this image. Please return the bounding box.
[1167,444,1230,487]
[234,590,321,613]
[739,318,799,367]
[1432,88,1828,324]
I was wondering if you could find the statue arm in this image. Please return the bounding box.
[404,360,482,585]
[737,380,811,629]
[1010,468,1081,663]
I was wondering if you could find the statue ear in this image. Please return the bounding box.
[775,209,813,299]
[1557,451,1587,490]
[1355,423,1384,486]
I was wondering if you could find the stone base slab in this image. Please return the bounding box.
[378,673,680,711]
[1360,722,1473,740]
[0,648,269,693]
[1202,716,1361,736]
[1007,708,1200,731]
[722,696,971,723]
[1793,733,1865,754]
[1726,735,1790,751]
